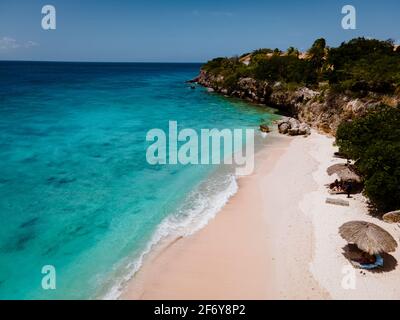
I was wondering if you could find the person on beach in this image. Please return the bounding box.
[344,182,352,198]
[330,179,340,191]
[355,252,376,265]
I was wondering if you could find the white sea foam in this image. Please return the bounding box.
[102,172,238,300]
[101,130,270,300]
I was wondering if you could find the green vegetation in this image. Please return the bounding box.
[307,38,327,77]
[202,38,400,213]
[327,38,400,94]
[201,56,249,91]
[336,105,400,212]
[202,37,400,95]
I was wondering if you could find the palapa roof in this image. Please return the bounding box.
[339,221,398,255]
[327,164,361,183]
[383,211,400,223]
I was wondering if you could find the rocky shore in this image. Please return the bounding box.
[276,117,311,136]
[195,70,400,135]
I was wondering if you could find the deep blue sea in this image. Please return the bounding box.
[0,62,278,299]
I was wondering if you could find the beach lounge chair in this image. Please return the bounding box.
[352,254,384,270]
[326,198,350,207]
[328,189,347,195]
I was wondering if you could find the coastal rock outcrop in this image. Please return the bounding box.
[196,70,400,135]
[277,117,311,136]
[259,124,270,133]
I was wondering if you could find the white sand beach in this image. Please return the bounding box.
[304,133,400,299]
[120,130,400,300]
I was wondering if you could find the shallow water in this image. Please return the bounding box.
[0,62,278,299]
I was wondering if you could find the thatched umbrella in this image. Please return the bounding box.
[383,211,400,224]
[327,164,361,183]
[339,221,397,255]
[327,163,348,176]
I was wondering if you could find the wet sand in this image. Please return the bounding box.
[120,132,328,299]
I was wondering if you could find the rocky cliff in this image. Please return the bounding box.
[196,70,400,135]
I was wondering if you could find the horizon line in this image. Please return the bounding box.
[0,59,205,64]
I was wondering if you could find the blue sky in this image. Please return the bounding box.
[0,0,399,62]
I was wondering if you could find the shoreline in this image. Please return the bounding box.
[119,131,329,299]
[119,129,400,300]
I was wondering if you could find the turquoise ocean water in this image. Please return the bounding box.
[0,62,278,299]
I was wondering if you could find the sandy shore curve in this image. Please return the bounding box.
[120,131,400,300]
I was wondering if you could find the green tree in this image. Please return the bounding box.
[308,38,326,69]
[286,46,299,57]
[336,105,400,212]
[327,38,400,93]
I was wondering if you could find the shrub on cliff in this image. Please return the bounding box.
[252,55,317,85]
[202,56,251,91]
[202,57,226,74]
[252,48,274,55]
[327,38,400,94]
[201,37,400,96]
[336,105,400,212]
